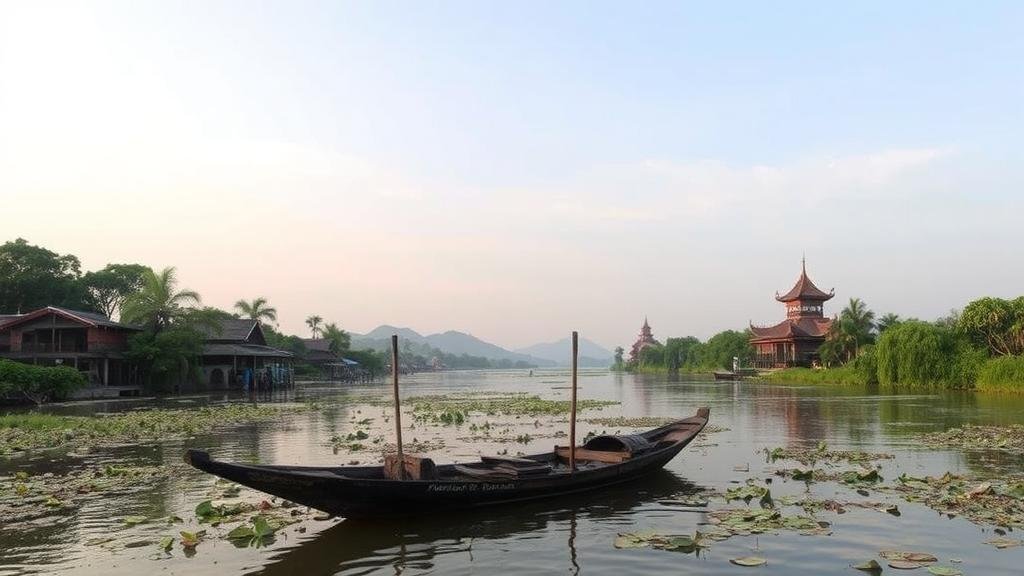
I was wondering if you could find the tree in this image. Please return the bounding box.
[82,263,151,319]
[120,267,201,331]
[701,330,754,370]
[876,320,985,389]
[876,313,901,333]
[612,346,624,369]
[234,297,277,325]
[322,322,351,353]
[957,297,1024,356]
[664,336,701,372]
[0,238,91,312]
[305,315,323,339]
[839,297,876,355]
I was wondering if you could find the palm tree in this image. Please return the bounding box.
[322,322,351,353]
[120,267,201,332]
[234,297,277,325]
[839,297,876,358]
[877,313,901,333]
[305,315,323,339]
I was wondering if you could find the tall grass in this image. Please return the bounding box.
[976,355,1024,392]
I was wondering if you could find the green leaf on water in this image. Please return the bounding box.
[123,515,147,526]
[792,468,814,481]
[226,525,254,540]
[194,500,214,518]
[852,559,882,572]
[926,567,962,576]
[252,516,276,539]
[157,536,173,552]
[179,530,204,549]
[730,556,767,567]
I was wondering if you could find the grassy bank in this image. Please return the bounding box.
[761,366,872,386]
[0,403,309,455]
[976,356,1024,393]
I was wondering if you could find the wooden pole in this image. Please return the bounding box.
[391,335,406,479]
[570,330,578,473]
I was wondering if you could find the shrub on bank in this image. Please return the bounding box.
[976,355,1024,392]
[0,359,87,404]
[876,321,985,390]
[764,365,872,386]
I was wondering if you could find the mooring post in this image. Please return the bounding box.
[570,330,578,473]
[391,334,406,480]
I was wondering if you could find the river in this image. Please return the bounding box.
[2,369,1023,575]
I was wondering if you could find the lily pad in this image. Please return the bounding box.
[853,559,883,572]
[889,560,924,570]
[926,567,962,576]
[984,537,1022,549]
[730,556,767,567]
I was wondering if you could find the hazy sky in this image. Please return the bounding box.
[1,1,1021,351]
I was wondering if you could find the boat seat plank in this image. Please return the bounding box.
[554,446,630,464]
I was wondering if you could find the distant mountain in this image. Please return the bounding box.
[350,326,556,367]
[516,336,614,367]
[361,325,429,344]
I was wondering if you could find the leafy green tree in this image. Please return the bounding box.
[234,297,277,325]
[322,322,351,353]
[664,336,702,372]
[120,267,201,331]
[264,325,308,357]
[700,330,754,370]
[638,344,664,367]
[125,327,204,392]
[305,315,323,339]
[0,238,91,312]
[611,346,625,370]
[839,297,876,356]
[957,296,1024,356]
[876,320,985,389]
[876,313,901,333]
[82,263,151,319]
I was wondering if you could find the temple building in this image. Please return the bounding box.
[750,260,834,368]
[629,317,660,363]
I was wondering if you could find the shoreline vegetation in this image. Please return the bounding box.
[762,295,1024,393]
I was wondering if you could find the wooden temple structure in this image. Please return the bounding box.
[750,259,834,368]
[629,317,660,363]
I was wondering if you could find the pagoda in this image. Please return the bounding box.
[629,317,660,363]
[750,258,834,368]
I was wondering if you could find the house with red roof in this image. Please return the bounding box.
[750,259,835,368]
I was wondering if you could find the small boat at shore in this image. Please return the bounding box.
[184,407,709,519]
[187,332,710,518]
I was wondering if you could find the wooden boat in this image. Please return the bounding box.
[713,370,738,381]
[184,407,709,519]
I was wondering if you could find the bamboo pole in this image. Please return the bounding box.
[391,335,406,480]
[569,331,578,473]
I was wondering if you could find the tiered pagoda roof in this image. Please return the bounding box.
[749,317,832,342]
[775,260,834,302]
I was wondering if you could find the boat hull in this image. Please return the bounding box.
[185,408,709,518]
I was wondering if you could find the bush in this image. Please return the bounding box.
[0,359,87,404]
[764,365,872,386]
[876,321,984,389]
[976,355,1024,392]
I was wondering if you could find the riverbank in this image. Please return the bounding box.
[763,355,1024,392]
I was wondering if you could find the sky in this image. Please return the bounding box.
[1,1,1022,351]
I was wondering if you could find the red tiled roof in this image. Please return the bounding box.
[750,317,833,341]
[775,262,834,302]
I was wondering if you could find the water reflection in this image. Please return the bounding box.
[252,471,701,576]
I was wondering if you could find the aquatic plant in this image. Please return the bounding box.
[0,403,309,455]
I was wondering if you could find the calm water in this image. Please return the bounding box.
[2,370,1024,575]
